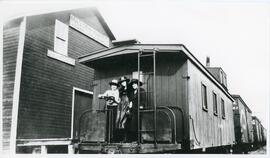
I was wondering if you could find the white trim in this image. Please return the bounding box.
[47,49,75,66]
[17,140,71,146]
[0,14,3,154]
[17,138,71,141]
[71,87,93,139]
[10,17,27,154]
[69,14,110,47]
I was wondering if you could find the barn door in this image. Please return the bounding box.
[72,88,93,139]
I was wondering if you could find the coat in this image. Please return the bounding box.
[127,88,146,132]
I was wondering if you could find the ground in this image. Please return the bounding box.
[248,145,267,154]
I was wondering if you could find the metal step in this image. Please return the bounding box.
[140,109,155,113]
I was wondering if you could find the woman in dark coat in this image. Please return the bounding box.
[127,78,146,142]
[115,76,130,141]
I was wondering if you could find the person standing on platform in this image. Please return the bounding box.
[115,76,131,141]
[127,78,146,142]
[98,79,120,142]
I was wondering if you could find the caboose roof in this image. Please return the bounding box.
[79,44,234,101]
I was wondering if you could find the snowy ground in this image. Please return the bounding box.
[248,145,267,154]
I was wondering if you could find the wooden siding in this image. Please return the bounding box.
[2,22,21,152]
[91,52,189,143]
[16,13,107,139]
[187,60,235,149]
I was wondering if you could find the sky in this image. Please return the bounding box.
[0,0,269,129]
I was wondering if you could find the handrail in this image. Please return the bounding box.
[167,106,185,141]
[189,115,201,145]
[157,106,177,144]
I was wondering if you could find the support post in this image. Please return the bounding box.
[68,145,75,154]
[40,145,47,154]
[153,48,157,147]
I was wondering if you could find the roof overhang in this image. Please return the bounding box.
[79,44,234,102]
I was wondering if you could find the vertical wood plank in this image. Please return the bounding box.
[10,17,26,154]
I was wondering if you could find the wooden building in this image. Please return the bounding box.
[2,8,115,154]
[232,95,254,145]
[79,43,235,152]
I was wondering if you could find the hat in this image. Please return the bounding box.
[129,79,143,86]
[118,76,130,83]
[109,79,119,87]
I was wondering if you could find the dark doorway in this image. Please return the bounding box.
[73,89,93,139]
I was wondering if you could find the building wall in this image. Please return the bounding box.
[16,11,109,139]
[2,18,22,152]
[187,60,235,149]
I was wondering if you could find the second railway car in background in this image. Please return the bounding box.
[78,42,235,153]
[231,95,254,153]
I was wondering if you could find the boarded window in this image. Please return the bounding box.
[221,98,225,119]
[54,20,69,56]
[213,92,218,115]
[201,83,208,110]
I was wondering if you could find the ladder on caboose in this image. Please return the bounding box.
[137,48,158,146]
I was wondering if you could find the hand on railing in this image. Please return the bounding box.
[98,95,118,104]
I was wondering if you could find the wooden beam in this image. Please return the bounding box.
[0,15,3,154]
[10,16,26,154]
[16,138,71,146]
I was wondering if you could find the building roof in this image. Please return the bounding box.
[232,94,252,113]
[79,43,234,102]
[5,7,116,41]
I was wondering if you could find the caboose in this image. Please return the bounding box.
[78,41,235,153]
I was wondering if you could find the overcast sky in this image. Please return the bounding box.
[0,0,269,128]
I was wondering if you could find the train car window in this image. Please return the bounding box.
[201,83,208,111]
[54,19,69,56]
[221,98,225,119]
[213,92,218,116]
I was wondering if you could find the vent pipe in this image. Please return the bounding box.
[206,56,210,67]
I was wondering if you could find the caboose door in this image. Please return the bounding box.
[72,88,93,139]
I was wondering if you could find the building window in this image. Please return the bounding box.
[54,19,69,56]
[221,98,225,119]
[213,92,218,116]
[201,83,208,111]
[132,71,144,84]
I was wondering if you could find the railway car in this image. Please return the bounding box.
[252,116,266,147]
[231,95,254,153]
[78,42,235,153]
